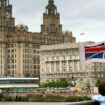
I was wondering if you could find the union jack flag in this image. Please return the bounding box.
[85,42,105,60]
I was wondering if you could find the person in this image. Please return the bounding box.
[92,80,105,105]
[85,83,91,94]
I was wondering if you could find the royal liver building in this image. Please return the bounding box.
[0,0,76,77]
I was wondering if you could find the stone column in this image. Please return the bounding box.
[49,62,51,73]
[77,60,80,71]
[72,61,74,72]
[60,60,62,72]
[54,61,56,73]
[66,60,69,72]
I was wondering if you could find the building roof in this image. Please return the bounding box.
[39,43,79,51]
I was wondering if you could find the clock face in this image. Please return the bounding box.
[6,11,11,18]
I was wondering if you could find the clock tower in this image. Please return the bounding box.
[0,0,15,42]
[41,0,62,34]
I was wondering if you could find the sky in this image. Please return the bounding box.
[10,0,105,43]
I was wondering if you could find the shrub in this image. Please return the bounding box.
[65,96,91,102]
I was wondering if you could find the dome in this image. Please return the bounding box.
[46,0,56,10]
[16,22,28,31]
[16,22,28,28]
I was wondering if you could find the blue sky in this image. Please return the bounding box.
[10,0,105,42]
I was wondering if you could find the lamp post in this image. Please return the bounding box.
[71,73,76,87]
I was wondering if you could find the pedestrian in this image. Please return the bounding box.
[92,80,105,105]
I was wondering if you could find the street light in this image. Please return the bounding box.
[71,74,76,87]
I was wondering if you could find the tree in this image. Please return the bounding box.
[95,79,101,87]
[40,80,70,88]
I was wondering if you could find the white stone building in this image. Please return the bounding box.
[0,0,76,77]
[39,42,105,87]
[39,43,83,84]
[83,61,105,87]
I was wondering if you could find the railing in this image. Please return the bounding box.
[66,101,100,105]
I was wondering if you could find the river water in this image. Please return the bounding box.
[0,102,69,105]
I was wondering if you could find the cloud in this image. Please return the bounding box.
[10,0,105,42]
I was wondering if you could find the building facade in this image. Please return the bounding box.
[0,0,76,77]
[83,61,105,87]
[39,43,81,84]
[40,43,105,87]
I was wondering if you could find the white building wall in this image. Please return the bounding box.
[40,43,81,83]
[40,42,105,87]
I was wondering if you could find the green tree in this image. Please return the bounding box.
[40,80,71,88]
[96,79,101,87]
